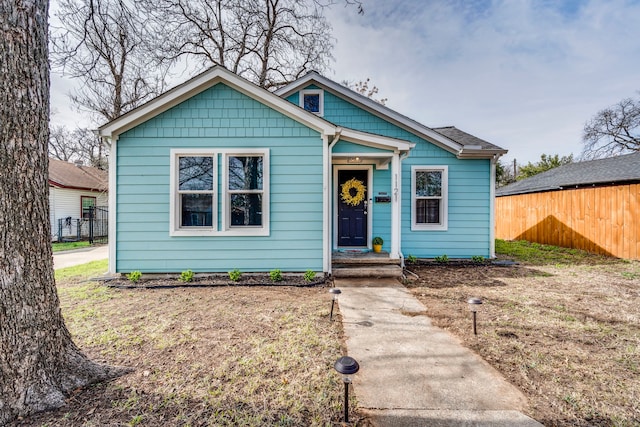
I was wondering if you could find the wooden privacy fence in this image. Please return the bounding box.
[495,183,640,260]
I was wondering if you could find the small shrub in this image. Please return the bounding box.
[127,270,142,283]
[372,236,383,245]
[406,254,417,264]
[434,254,449,263]
[303,270,316,282]
[270,269,283,282]
[471,255,485,263]
[179,269,194,283]
[228,269,242,282]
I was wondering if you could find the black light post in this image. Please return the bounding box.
[467,297,483,335]
[334,356,359,423]
[329,288,341,321]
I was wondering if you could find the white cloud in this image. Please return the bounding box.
[326,0,640,164]
[49,0,640,164]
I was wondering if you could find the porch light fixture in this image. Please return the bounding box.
[347,156,362,164]
[467,297,483,335]
[334,356,359,423]
[329,288,341,321]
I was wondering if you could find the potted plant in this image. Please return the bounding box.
[372,236,383,253]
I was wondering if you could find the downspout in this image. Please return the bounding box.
[489,154,498,258]
[324,128,342,275]
[398,151,410,267]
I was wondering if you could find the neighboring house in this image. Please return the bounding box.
[49,158,108,241]
[97,66,506,274]
[496,152,640,260]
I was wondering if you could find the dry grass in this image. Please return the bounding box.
[19,270,358,426]
[405,247,640,426]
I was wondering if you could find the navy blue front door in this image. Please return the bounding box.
[338,170,368,247]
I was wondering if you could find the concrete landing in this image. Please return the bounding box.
[333,279,542,427]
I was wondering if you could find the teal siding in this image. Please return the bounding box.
[116,83,324,273]
[294,85,493,258]
[401,158,491,258]
[333,140,390,154]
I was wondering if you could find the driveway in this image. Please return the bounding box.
[53,245,109,270]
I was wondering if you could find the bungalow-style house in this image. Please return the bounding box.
[97,66,506,274]
[496,152,640,260]
[48,158,108,241]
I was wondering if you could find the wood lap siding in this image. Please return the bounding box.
[495,183,640,260]
[316,89,493,258]
[115,83,324,273]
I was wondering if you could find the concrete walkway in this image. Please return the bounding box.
[53,245,108,270]
[334,278,542,427]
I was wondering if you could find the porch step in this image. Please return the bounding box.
[331,251,403,278]
[331,264,404,278]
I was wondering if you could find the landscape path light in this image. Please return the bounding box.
[467,297,483,335]
[329,288,341,321]
[334,356,359,423]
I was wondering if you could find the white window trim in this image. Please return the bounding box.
[170,149,218,236]
[411,165,448,231]
[300,89,324,116]
[221,149,270,236]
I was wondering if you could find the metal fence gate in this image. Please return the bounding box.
[56,206,108,243]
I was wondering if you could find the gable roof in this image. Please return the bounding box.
[275,71,507,159]
[432,126,505,151]
[49,158,108,192]
[496,152,640,196]
[97,66,337,141]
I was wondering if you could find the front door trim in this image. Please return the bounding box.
[333,165,373,251]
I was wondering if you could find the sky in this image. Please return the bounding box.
[50,0,640,166]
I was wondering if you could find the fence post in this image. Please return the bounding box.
[89,206,94,244]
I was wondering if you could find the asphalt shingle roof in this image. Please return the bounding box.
[432,126,505,151]
[48,158,108,191]
[496,151,640,196]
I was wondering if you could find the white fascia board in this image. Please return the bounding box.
[457,148,508,159]
[276,72,464,154]
[339,128,414,152]
[98,67,336,140]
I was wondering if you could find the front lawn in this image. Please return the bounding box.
[52,240,91,252]
[405,240,640,426]
[23,265,351,426]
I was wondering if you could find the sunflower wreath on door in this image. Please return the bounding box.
[341,178,367,206]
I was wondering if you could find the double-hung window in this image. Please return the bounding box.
[170,150,217,235]
[411,165,448,231]
[170,149,269,236]
[223,149,269,235]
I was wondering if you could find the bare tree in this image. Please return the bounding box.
[51,0,168,122]
[495,158,516,187]
[0,0,124,423]
[582,95,640,159]
[49,126,109,169]
[49,124,79,162]
[343,77,387,105]
[314,0,364,14]
[143,0,334,89]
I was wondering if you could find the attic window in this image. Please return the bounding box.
[300,89,323,116]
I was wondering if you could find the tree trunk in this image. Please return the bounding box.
[0,1,124,424]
